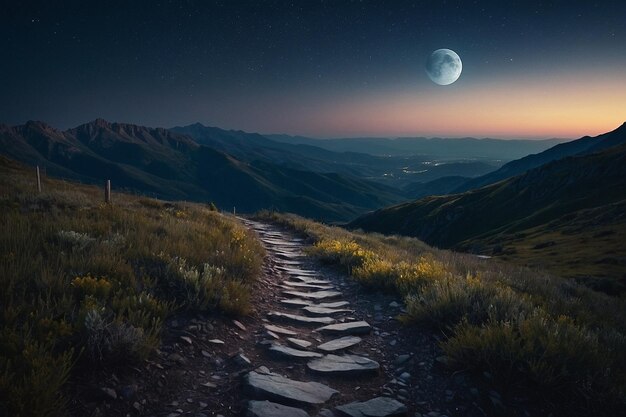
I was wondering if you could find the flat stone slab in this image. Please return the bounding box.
[287,338,313,349]
[317,336,362,352]
[307,354,380,377]
[289,276,333,285]
[262,239,302,247]
[264,324,298,336]
[316,321,371,336]
[335,397,407,417]
[247,400,311,417]
[277,266,318,275]
[273,251,303,259]
[244,369,338,406]
[317,301,350,308]
[303,306,353,316]
[283,290,342,301]
[277,258,305,264]
[283,281,335,290]
[269,343,323,359]
[280,298,313,308]
[268,311,335,326]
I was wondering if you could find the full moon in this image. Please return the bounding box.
[426,49,462,85]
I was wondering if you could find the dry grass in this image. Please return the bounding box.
[0,158,264,417]
[255,210,626,410]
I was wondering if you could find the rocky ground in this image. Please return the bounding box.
[68,218,540,417]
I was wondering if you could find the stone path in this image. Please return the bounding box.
[239,218,408,417]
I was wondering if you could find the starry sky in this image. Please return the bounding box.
[1,0,625,138]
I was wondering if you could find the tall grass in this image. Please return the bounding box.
[0,158,264,416]
[255,210,626,410]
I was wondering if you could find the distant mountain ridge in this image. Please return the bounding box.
[0,119,404,221]
[267,133,566,159]
[172,123,501,187]
[455,122,626,192]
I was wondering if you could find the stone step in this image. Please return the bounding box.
[307,354,380,377]
[315,321,371,336]
[247,400,311,417]
[335,397,407,417]
[283,282,335,291]
[277,259,306,266]
[276,266,318,275]
[269,343,324,359]
[283,290,342,301]
[317,301,351,309]
[268,311,335,326]
[288,276,333,285]
[244,368,339,407]
[302,306,353,316]
[287,338,313,349]
[316,336,362,353]
[279,298,313,308]
[264,324,298,336]
[261,238,302,247]
[271,249,303,257]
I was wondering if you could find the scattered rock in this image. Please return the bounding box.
[316,321,371,336]
[200,382,217,390]
[180,336,193,345]
[247,400,311,417]
[317,336,362,353]
[393,355,411,366]
[101,387,117,400]
[398,372,411,383]
[234,353,252,367]
[208,339,225,345]
[307,354,380,376]
[389,301,400,308]
[244,369,338,406]
[335,396,407,417]
[233,320,247,331]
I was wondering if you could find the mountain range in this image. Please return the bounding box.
[0,119,560,221]
[0,119,403,221]
[350,122,626,292]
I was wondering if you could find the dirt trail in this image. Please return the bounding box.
[73,219,490,416]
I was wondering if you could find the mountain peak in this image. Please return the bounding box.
[91,118,113,128]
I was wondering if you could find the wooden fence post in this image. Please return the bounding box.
[36,166,42,193]
[104,180,111,204]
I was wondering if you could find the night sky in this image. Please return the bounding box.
[1,1,625,138]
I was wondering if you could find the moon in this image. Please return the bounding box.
[426,49,462,85]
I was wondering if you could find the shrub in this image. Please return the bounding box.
[308,239,376,273]
[442,313,625,398]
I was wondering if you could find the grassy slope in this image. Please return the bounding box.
[0,156,264,417]
[256,211,626,415]
[350,143,626,290]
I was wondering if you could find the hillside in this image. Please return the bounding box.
[0,120,405,221]
[455,122,626,192]
[350,141,626,291]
